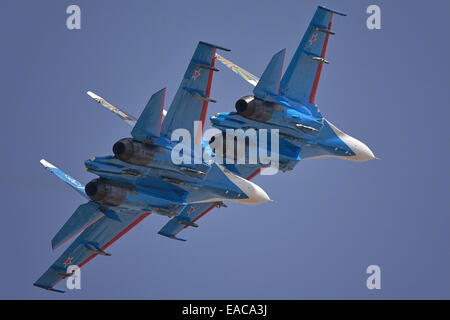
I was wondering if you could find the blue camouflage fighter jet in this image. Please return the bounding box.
[211,6,375,179]
[34,41,271,292]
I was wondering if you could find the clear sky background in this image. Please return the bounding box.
[0,0,449,299]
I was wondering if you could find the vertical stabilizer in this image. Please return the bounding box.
[131,88,166,141]
[253,49,286,101]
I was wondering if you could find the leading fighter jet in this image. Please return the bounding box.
[34,41,271,292]
[211,6,375,178]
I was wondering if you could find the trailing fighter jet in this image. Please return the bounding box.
[34,41,271,292]
[211,5,376,178]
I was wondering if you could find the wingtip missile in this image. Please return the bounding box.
[86,90,167,124]
[86,90,102,101]
[86,90,138,126]
[40,159,56,169]
[214,53,260,87]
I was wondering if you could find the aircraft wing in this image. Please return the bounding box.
[51,202,105,250]
[34,209,151,292]
[215,53,259,86]
[160,42,229,143]
[157,168,262,241]
[86,91,138,127]
[40,159,87,199]
[279,6,346,104]
[157,203,218,241]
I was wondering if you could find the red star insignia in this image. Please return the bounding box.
[63,257,73,267]
[192,70,201,80]
[309,33,318,45]
[188,207,195,214]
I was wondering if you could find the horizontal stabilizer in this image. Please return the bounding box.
[51,202,104,250]
[253,49,286,101]
[40,159,88,199]
[131,88,166,141]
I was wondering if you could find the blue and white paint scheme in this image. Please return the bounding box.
[35,6,374,293]
[213,5,375,177]
[39,159,87,199]
[34,41,272,292]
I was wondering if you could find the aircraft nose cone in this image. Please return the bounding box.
[346,136,375,162]
[246,182,271,204]
[218,164,272,205]
[325,120,376,162]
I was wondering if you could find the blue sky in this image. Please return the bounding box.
[0,0,449,299]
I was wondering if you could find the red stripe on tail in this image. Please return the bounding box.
[157,89,166,137]
[309,13,333,104]
[196,48,217,145]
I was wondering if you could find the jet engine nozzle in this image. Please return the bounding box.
[235,95,278,123]
[85,178,135,206]
[209,131,254,162]
[85,179,105,201]
[235,95,256,116]
[113,138,160,166]
[112,140,130,158]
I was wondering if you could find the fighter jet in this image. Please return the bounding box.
[34,41,271,292]
[211,6,376,177]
